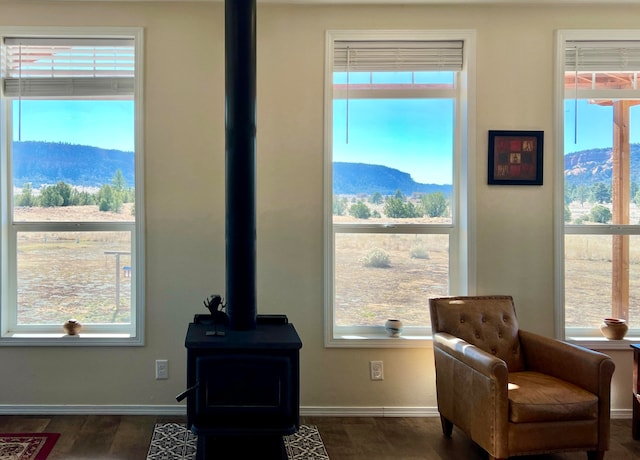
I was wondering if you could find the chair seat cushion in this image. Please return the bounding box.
[508,371,598,423]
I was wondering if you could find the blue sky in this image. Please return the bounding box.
[12,100,134,152]
[334,98,640,186]
[12,98,638,185]
[565,99,640,153]
[333,98,454,185]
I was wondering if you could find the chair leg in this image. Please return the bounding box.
[587,450,605,460]
[440,415,453,437]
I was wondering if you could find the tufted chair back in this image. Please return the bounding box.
[429,295,525,372]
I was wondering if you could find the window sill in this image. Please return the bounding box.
[566,336,640,351]
[0,333,143,346]
[326,333,433,348]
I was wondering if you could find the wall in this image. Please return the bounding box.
[0,0,636,415]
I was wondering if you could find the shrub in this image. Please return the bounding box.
[333,195,347,215]
[97,184,123,213]
[360,248,391,268]
[369,192,383,204]
[421,192,448,217]
[384,197,422,218]
[15,183,36,207]
[349,201,371,219]
[590,204,612,224]
[410,245,430,259]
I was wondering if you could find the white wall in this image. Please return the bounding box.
[0,1,636,415]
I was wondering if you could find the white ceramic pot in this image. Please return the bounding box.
[385,319,403,337]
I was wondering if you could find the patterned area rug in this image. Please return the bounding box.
[0,433,60,460]
[147,423,329,459]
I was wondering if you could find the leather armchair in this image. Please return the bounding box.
[429,295,615,460]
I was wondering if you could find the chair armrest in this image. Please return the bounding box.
[434,332,509,380]
[432,332,510,457]
[519,330,615,396]
[519,330,615,452]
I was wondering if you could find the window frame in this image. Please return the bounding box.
[323,29,476,348]
[554,29,640,348]
[0,26,145,346]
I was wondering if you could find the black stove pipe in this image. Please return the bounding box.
[225,0,257,330]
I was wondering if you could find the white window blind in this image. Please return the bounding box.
[565,40,640,71]
[1,37,134,98]
[334,40,463,72]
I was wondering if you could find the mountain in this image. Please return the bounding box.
[564,144,640,187]
[11,141,632,193]
[333,162,451,196]
[12,141,135,188]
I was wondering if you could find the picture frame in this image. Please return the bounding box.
[488,130,543,185]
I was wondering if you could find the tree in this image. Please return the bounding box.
[574,184,590,206]
[384,196,407,218]
[98,184,123,212]
[384,194,422,218]
[369,192,383,204]
[421,192,448,217]
[15,183,36,207]
[349,201,371,219]
[333,195,347,215]
[112,169,127,192]
[634,188,640,207]
[590,182,611,204]
[54,181,73,206]
[40,184,64,207]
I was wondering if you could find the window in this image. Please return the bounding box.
[324,30,475,347]
[0,27,144,345]
[556,30,640,342]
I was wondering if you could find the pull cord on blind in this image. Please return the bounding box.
[1,36,135,98]
[565,40,640,143]
[334,39,463,144]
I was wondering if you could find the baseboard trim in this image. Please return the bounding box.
[300,406,440,417]
[0,405,187,416]
[0,405,632,419]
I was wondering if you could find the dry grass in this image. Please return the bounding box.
[333,199,640,330]
[13,204,134,327]
[13,199,640,331]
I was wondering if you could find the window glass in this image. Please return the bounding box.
[16,231,132,326]
[0,29,143,344]
[560,32,640,338]
[325,31,473,345]
[334,233,448,327]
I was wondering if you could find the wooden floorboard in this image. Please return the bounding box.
[0,415,636,459]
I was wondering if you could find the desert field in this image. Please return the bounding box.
[10,199,640,331]
[13,204,134,326]
[333,198,640,330]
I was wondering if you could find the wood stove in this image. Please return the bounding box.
[178,1,303,458]
[182,316,302,458]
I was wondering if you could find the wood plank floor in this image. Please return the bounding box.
[0,415,638,459]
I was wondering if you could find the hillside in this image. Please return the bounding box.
[9,141,633,194]
[333,162,451,196]
[12,141,135,188]
[564,144,640,187]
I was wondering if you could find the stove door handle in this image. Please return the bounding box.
[175,382,199,402]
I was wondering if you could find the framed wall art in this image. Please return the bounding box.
[488,130,543,185]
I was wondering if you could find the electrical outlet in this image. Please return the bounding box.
[155,359,168,380]
[370,360,384,380]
